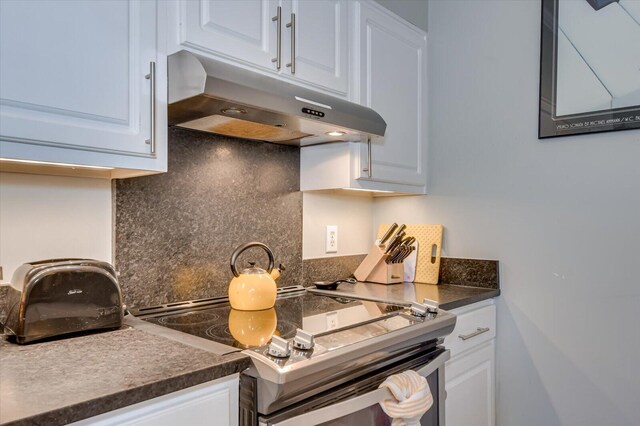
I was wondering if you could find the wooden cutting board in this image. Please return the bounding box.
[377,224,443,284]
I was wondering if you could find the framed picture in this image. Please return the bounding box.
[539,0,640,138]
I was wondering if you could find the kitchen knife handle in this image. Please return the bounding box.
[272,6,282,70]
[286,13,296,73]
[385,231,406,254]
[401,236,416,247]
[379,223,398,245]
[384,233,401,254]
[144,61,156,156]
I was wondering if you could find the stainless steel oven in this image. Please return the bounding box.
[246,348,449,426]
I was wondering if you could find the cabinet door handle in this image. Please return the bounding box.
[286,13,296,74]
[362,137,372,178]
[271,6,282,70]
[145,61,156,156]
[458,327,490,341]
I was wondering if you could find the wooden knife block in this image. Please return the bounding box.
[353,245,404,284]
[376,224,443,284]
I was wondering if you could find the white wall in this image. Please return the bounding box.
[0,173,112,282]
[374,1,640,424]
[375,0,428,31]
[302,192,372,259]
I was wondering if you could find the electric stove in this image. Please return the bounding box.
[128,285,457,425]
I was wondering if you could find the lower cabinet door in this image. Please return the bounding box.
[445,341,495,426]
[71,375,239,426]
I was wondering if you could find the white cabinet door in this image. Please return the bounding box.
[169,0,350,97]
[71,375,239,426]
[355,1,427,188]
[0,0,162,171]
[179,0,279,72]
[445,341,496,426]
[443,302,496,358]
[283,0,349,96]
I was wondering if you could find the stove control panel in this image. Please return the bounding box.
[293,329,315,350]
[267,335,291,358]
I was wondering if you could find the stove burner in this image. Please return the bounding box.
[157,311,220,327]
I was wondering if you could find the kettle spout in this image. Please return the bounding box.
[270,263,286,281]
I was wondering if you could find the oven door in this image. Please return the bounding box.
[258,349,449,426]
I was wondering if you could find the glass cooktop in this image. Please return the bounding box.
[131,286,415,350]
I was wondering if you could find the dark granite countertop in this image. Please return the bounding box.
[322,281,499,311]
[303,256,499,310]
[0,327,250,426]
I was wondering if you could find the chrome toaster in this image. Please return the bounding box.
[3,259,124,344]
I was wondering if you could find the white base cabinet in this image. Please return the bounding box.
[446,341,495,426]
[71,375,239,426]
[0,0,167,178]
[444,300,496,426]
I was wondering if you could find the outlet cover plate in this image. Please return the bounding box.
[326,225,338,253]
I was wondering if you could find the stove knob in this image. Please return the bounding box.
[267,335,291,358]
[293,329,314,350]
[423,298,439,314]
[410,302,428,317]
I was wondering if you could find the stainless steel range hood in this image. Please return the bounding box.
[168,50,386,146]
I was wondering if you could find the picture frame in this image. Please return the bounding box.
[539,0,640,139]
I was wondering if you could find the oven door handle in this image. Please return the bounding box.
[264,350,450,426]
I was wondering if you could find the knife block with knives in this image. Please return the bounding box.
[353,223,415,284]
[376,223,444,284]
[353,246,405,284]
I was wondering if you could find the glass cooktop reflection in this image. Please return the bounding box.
[135,287,410,350]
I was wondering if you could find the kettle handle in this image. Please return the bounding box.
[230,242,275,277]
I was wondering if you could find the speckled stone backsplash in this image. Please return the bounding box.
[115,127,302,308]
[439,258,499,289]
[302,254,367,286]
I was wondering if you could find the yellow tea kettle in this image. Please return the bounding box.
[229,242,277,311]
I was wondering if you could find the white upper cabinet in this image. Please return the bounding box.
[285,0,349,96]
[0,0,167,177]
[179,0,279,71]
[355,1,427,188]
[167,0,350,98]
[300,1,427,194]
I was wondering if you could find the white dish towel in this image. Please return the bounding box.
[378,370,433,426]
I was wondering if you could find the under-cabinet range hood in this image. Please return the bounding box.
[168,50,386,146]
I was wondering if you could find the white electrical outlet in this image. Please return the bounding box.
[326,225,338,253]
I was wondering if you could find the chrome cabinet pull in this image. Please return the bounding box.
[145,61,156,156]
[272,6,282,70]
[458,327,490,341]
[286,13,296,74]
[362,137,372,178]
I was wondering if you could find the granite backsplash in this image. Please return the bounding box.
[115,127,303,308]
[439,257,499,289]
